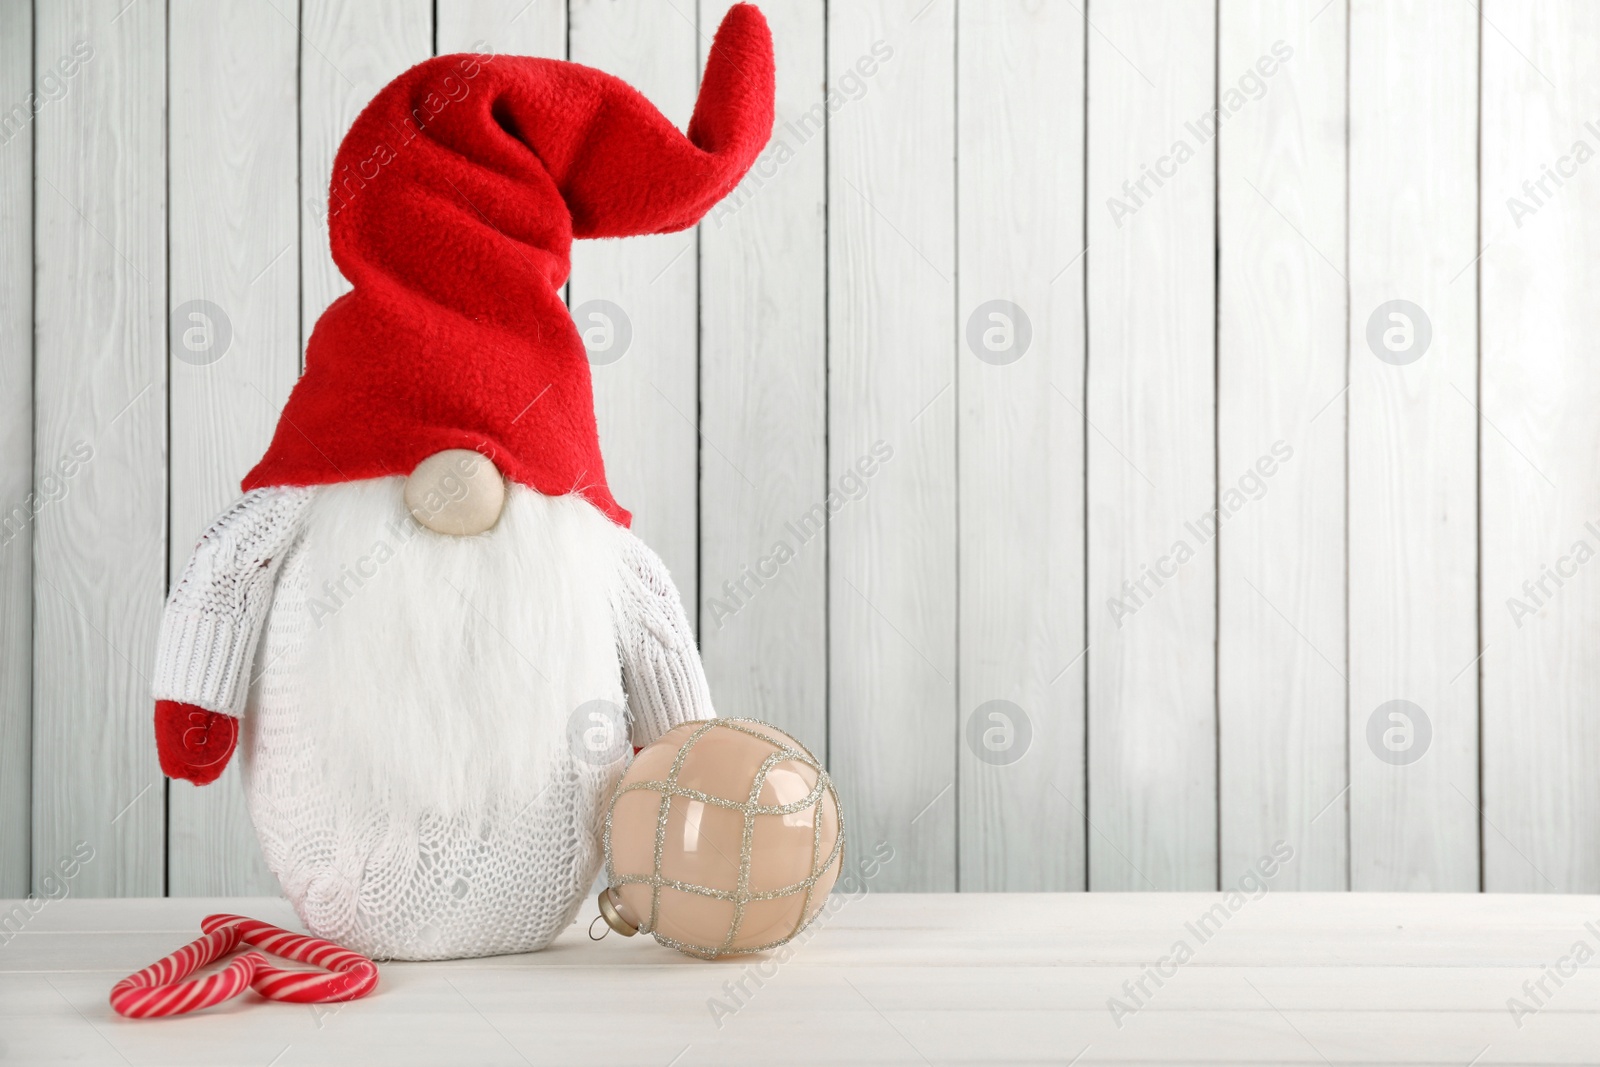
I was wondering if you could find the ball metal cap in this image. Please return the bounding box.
[596,888,638,937]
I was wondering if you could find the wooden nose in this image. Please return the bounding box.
[404,450,506,536]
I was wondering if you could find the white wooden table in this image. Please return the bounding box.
[2,892,1595,1065]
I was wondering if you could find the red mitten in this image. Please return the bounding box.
[155,701,238,785]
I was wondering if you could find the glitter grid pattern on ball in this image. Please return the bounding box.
[600,719,844,959]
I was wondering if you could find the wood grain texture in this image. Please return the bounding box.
[8,894,1600,1064]
[0,0,31,897]
[298,0,432,354]
[1347,0,1479,891]
[696,0,827,752]
[14,0,1600,903]
[436,0,565,58]
[31,0,166,896]
[164,0,301,896]
[1480,1,1600,892]
[956,0,1086,890]
[567,0,700,621]
[1216,2,1348,888]
[827,0,956,891]
[1085,0,1218,890]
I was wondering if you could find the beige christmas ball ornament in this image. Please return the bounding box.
[597,719,844,958]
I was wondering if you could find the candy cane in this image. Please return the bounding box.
[109,925,261,1018]
[200,914,378,1003]
[110,915,378,1018]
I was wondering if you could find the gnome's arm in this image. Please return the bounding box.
[615,533,715,747]
[152,486,314,784]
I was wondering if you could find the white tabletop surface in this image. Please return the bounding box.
[2,891,1596,1065]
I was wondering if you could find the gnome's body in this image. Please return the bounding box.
[151,7,774,961]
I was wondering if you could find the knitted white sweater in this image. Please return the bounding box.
[153,481,715,959]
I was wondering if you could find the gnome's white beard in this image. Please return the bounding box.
[242,477,632,959]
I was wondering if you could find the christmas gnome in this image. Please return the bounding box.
[151,6,774,960]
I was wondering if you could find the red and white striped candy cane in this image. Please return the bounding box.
[110,915,378,1018]
[200,914,378,1003]
[109,924,262,1018]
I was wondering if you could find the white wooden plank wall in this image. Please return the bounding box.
[166,0,300,896]
[697,0,828,755]
[437,0,566,58]
[298,0,432,349]
[0,0,32,898]
[957,0,1086,890]
[1480,1,1600,891]
[32,0,167,896]
[5,0,1600,898]
[827,0,957,892]
[1347,0,1480,890]
[1217,1,1348,887]
[569,0,701,606]
[1086,0,1218,891]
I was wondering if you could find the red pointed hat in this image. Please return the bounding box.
[242,5,775,527]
